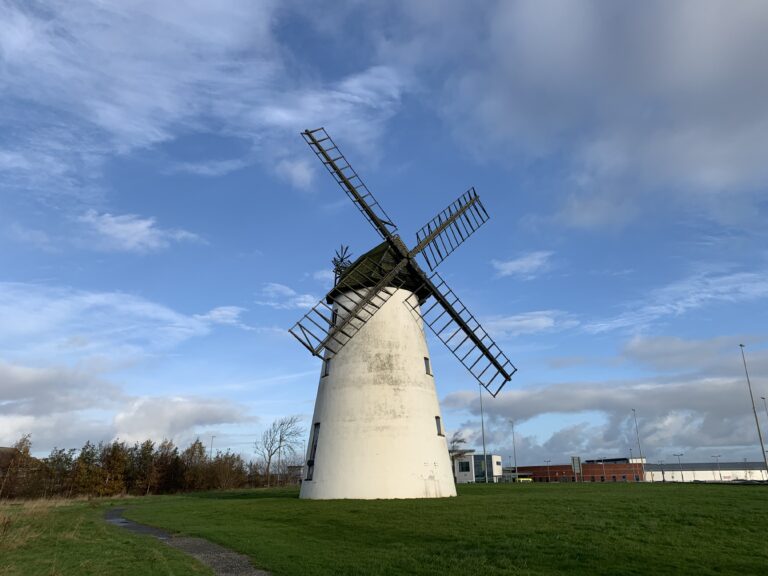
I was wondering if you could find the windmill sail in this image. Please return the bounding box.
[414,188,490,271]
[290,128,517,394]
[408,272,516,397]
[302,128,397,241]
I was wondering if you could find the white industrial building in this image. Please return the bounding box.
[452,451,503,483]
[644,461,768,482]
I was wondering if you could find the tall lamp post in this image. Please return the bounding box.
[711,454,722,482]
[509,419,518,483]
[658,460,665,482]
[600,457,606,481]
[632,408,646,482]
[545,459,551,483]
[673,453,684,483]
[761,396,768,432]
[740,345,768,477]
[479,384,488,484]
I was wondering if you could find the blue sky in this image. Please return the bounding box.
[2,0,768,466]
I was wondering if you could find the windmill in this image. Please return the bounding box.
[290,128,517,499]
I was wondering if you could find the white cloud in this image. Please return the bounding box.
[114,396,248,445]
[492,251,553,279]
[586,270,768,333]
[0,282,253,364]
[442,334,768,463]
[0,358,250,450]
[0,360,122,417]
[312,269,336,288]
[444,374,765,462]
[0,1,410,207]
[255,282,317,310]
[171,158,251,177]
[0,281,259,450]
[275,158,313,190]
[194,306,255,331]
[6,223,55,251]
[371,0,768,228]
[78,209,201,253]
[485,310,578,338]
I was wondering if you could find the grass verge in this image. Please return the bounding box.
[0,498,211,576]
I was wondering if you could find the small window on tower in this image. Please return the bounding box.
[424,357,432,375]
[435,416,444,436]
[322,358,331,377]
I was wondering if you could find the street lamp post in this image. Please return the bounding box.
[479,384,488,484]
[510,419,518,483]
[600,457,606,481]
[545,459,551,483]
[659,460,665,482]
[711,455,722,482]
[673,453,684,483]
[209,435,216,460]
[761,396,768,432]
[632,409,646,482]
[740,345,768,477]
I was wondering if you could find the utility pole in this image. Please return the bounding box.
[711,455,722,482]
[632,408,646,482]
[739,345,768,477]
[673,453,684,482]
[209,435,216,460]
[545,459,551,483]
[509,419,518,482]
[479,384,488,483]
[659,460,665,482]
[762,396,768,427]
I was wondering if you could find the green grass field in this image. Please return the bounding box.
[0,498,210,576]
[2,483,767,575]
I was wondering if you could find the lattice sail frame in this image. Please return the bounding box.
[289,128,517,397]
[302,128,397,239]
[289,248,412,357]
[415,188,489,271]
[407,273,517,397]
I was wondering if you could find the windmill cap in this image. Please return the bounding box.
[326,240,431,303]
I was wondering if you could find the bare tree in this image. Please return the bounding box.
[254,416,304,487]
[448,431,471,484]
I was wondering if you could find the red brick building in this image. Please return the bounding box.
[516,458,645,483]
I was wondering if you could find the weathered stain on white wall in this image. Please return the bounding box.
[300,288,456,499]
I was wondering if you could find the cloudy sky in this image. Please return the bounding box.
[2,0,768,466]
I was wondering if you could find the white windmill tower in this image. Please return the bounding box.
[290,128,517,499]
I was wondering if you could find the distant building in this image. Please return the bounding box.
[516,457,768,483]
[645,461,767,482]
[451,450,503,483]
[518,458,644,483]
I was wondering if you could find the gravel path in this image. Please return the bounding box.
[105,507,271,576]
